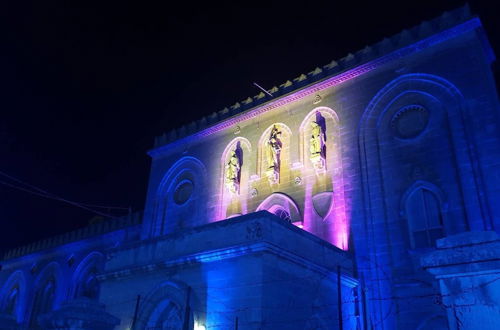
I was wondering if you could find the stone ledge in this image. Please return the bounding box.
[420,231,500,275]
[436,231,499,248]
[102,211,353,280]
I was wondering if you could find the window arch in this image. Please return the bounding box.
[256,193,302,225]
[0,270,26,322]
[29,262,64,328]
[30,278,56,328]
[299,107,348,248]
[70,252,104,300]
[298,106,339,167]
[4,287,19,315]
[146,299,183,329]
[402,181,446,249]
[218,137,252,220]
[134,281,202,330]
[271,207,292,223]
[153,156,207,235]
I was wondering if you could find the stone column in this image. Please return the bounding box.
[38,298,120,330]
[421,231,500,330]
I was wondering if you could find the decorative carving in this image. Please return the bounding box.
[225,150,241,194]
[309,121,326,172]
[313,94,322,104]
[250,188,258,198]
[390,105,429,139]
[233,125,241,134]
[265,125,282,184]
[246,222,263,240]
[249,174,260,182]
[312,191,334,219]
[294,176,302,185]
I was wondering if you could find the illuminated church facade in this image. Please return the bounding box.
[1,6,500,330]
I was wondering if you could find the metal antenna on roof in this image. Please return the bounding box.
[253,82,273,97]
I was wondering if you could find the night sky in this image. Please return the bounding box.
[1,0,498,254]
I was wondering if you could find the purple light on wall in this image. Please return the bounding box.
[216,137,252,221]
[331,168,350,251]
[302,181,315,233]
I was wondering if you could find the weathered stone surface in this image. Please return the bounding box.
[436,230,499,248]
[99,212,355,329]
[0,6,499,330]
[38,298,120,330]
[0,313,18,330]
[422,231,500,330]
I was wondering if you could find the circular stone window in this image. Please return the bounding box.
[173,180,194,205]
[390,105,429,139]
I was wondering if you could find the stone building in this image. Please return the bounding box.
[1,5,499,330]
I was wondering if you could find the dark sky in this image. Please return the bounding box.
[0,0,498,253]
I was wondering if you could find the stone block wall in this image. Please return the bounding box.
[141,17,500,329]
[0,221,141,328]
[421,231,500,330]
[99,211,357,330]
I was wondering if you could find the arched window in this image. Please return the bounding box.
[146,299,183,329]
[273,207,292,223]
[76,268,99,299]
[154,156,207,235]
[219,137,252,219]
[405,188,444,249]
[70,252,104,301]
[0,271,26,322]
[30,278,56,328]
[134,281,198,330]
[256,193,302,226]
[4,287,18,315]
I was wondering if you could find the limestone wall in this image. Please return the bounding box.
[141,18,500,329]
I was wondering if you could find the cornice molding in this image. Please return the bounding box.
[150,17,481,158]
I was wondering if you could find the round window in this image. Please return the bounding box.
[173,180,194,205]
[390,105,429,139]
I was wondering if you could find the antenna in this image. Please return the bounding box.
[253,82,273,97]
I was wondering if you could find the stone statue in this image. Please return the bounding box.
[309,121,326,171]
[310,121,325,156]
[265,125,282,183]
[266,125,282,169]
[225,150,241,194]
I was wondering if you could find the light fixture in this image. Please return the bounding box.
[194,323,206,330]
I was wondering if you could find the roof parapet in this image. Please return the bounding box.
[2,212,143,261]
[153,5,475,149]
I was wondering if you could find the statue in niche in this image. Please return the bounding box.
[265,125,282,184]
[309,118,326,172]
[225,149,241,194]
